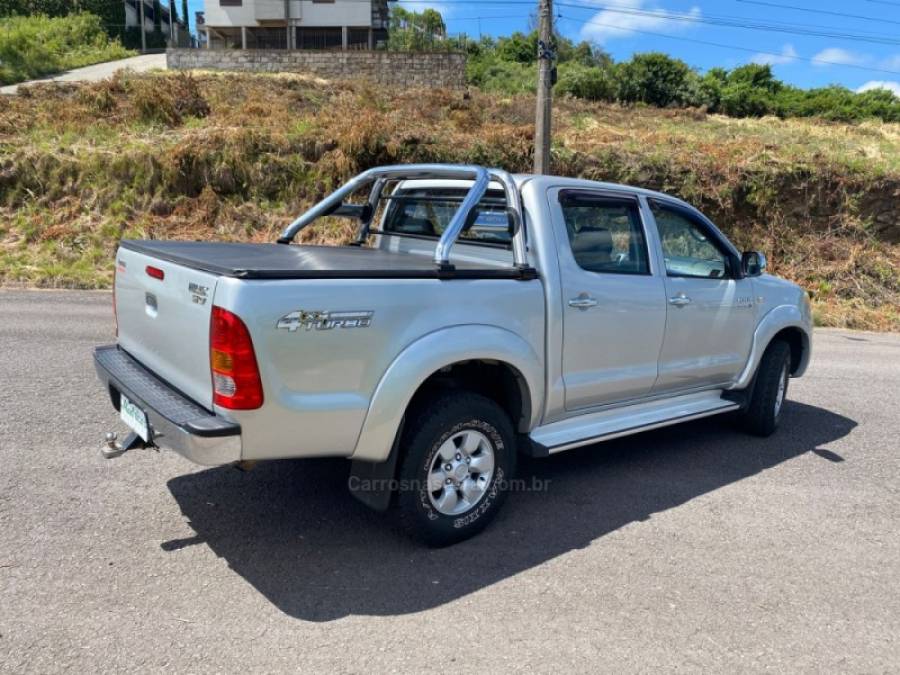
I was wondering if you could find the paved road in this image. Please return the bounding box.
[0,54,167,96]
[1,289,898,672]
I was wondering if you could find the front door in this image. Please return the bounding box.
[648,200,756,393]
[552,189,668,411]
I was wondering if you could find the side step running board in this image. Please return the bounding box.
[528,390,739,457]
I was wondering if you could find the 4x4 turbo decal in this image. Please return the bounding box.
[276,310,374,332]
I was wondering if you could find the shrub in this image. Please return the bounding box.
[615,53,694,107]
[127,72,209,126]
[720,82,774,118]
[556,63,615,101]
[466,54,535,95]
[0,13,132,86]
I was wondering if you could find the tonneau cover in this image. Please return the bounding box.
[120,240,535,280]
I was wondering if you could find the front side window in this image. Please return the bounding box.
[380,188,513,247]
[559,194,650,275]
[651,203,729,279]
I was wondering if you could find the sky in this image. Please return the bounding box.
[186,0,900,95]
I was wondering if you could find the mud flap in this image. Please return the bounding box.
[348,418,404,512]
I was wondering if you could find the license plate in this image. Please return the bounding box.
[120,393,150,442]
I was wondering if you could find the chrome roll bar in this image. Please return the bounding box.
[277,164,527,269]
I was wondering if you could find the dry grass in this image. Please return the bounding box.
[0,71,898,330]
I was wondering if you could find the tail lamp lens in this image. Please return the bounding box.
[210,306,263,410]
[112,267,118,337]
[146,265,165,280]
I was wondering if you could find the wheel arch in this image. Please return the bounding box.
[731,305,812,391]
[350,325,543,463]
[771,325,809,375]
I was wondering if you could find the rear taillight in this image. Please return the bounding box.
[146,265,165,280]
[210,306,263,410]
[112,266,118,337]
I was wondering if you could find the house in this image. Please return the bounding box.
[124,0,190,47]
[201,0,394,50]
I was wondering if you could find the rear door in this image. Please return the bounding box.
[114,246,218,408]
[551,189,667,410]
[648,200,756,393]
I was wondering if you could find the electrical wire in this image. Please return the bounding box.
[735,0,900,27]
[559,13,900,77]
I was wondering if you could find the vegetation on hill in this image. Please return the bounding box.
[465,31,900,123]
[0,72,897,330]
[0,13,132,85]
[386,9,899,123]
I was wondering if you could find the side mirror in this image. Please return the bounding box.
[742,251,767,277]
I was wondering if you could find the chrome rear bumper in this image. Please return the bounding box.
[93,345,241,466]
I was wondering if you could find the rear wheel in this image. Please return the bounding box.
[396,392,516,546]
[739,340,791,437]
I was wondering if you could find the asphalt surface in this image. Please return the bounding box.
[0,54,167,96]
[1,289,898,672]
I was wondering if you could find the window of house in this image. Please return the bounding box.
[296,27,343,50]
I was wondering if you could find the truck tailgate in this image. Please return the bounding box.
[115,246,218,408]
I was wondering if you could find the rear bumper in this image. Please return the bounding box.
[93,345,241,466]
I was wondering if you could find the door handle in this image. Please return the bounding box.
[568,294,599,310]
[668,293,692,307]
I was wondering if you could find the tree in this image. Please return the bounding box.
[616,52,693,107]
[727,63,780,93]
[387,6,448,51]
[496,31,537,64]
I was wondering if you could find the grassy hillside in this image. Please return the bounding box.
[0,13,133,85]
[0,71,898,330]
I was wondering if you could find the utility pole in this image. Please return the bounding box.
[534,0,553,174]
[139,0,147,53]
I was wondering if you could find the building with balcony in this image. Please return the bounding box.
[202,0,393,50]
[125,0,190,46]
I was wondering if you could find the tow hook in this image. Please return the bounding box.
[102,431,147,459]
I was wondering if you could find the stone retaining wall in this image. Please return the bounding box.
[167,49,466,88]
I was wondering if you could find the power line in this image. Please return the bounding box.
[735,0,900,27]
[556,1,900,46]
[390,0,900,48]
[559,13,900,77]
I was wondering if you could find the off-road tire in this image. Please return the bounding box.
[739,340,792,437]
[396,391,517,547]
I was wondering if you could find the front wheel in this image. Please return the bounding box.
[738,340,792,437]
[396,392,517,546]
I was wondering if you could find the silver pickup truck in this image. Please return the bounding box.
[94,164,812,545]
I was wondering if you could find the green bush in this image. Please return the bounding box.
[0,13,132,85]
[556,63,615,101]
[615,52,693,107]
[466,54,535,95]
[461,24,899,124]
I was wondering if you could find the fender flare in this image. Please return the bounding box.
[350,325,544,463]
[730,304,812,390]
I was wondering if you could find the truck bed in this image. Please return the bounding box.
[120,240,535,280]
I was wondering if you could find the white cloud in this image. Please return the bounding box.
[578,0,703,44]
[811,48,869,67]
[880,55,900,70]
[856,81,900,97]
[751,44,798,66]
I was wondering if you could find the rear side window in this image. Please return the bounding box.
[559,193,650,275]
[380,188,512,247]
